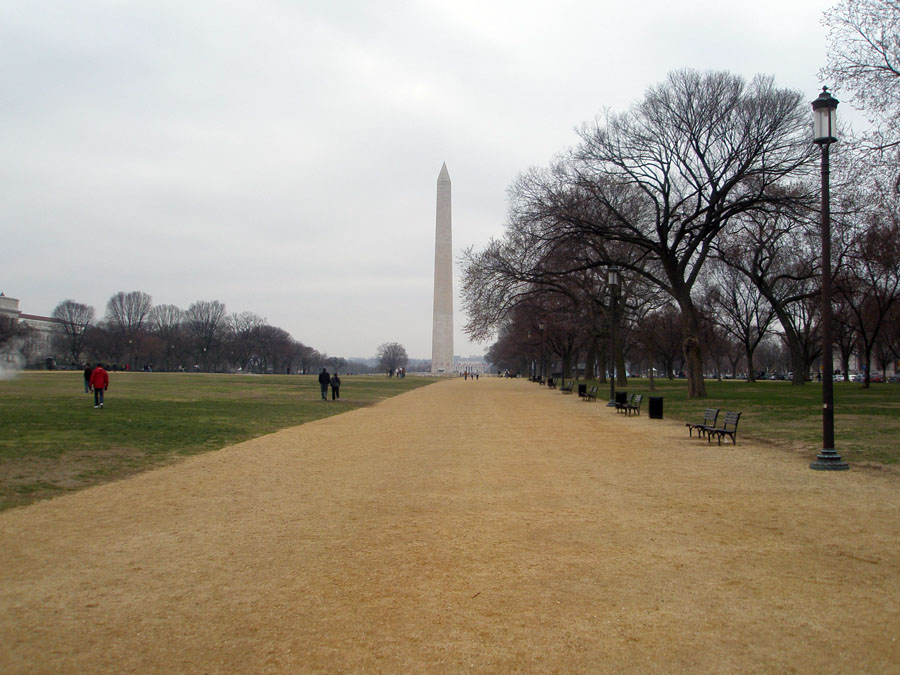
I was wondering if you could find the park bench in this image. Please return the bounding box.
[615,393,634,414]
[623,393,643,416]
[686,408,720,439]
[583,384,598,402]
[705,411,742,445]
[560,380,574,394]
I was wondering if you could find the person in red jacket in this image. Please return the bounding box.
[89,363,109,409]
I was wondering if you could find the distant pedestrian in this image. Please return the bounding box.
[89,363,109,409]
[330,373,341,400]
[83,365,93,393]
[318,368,330,400]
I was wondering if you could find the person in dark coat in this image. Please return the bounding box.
[318,368,330,400]
[330,373,341,400]
[83,365,94,393]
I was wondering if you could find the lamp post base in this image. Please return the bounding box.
[810,449,849,471]
[606,400,616,407]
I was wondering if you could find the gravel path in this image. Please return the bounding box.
[2,378,898,673]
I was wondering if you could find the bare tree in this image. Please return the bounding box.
[377,342,408,374]
[289,343,316,375]
[834,205,900,386]
[149,304,184,336]
[105,291,153,368]
[632,304,685,380]
[715,199,830,384]
[485,316,537,376]
[148,304,185,371]
[248,325,293,374]
[51,300,96,363]
[325,356,348,374]
[105,291,153,335]
[513,70,814,397]
[226,311,267,372]
[885,301,900,370]
[184,300,227,370]
[822,0,900,157]
[704,258,776,382]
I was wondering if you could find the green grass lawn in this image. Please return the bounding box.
[0,371,434,511]
[598,377,900,465]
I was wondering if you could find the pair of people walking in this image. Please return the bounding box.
[318,368,341,400]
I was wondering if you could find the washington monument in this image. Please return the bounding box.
[431,163,454,374]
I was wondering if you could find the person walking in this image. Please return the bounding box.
[83,364,94,393]
[318,368,330,400]
[89,363,109,409]
[330,372,341,400]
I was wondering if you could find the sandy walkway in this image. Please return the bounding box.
[1,378,898,673]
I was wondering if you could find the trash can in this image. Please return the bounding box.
[615,391,628,406]
[578,383,587,397]
[649,396,664,419]
[547,377,554,388]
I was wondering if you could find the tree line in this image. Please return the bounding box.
[461,0,900,394]
[47,291,344,374]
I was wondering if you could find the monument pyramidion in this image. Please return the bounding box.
[431,163,454,374]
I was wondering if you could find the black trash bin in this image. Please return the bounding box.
[615,391,628,406]
[649,396,664,419]
[578,383,587,397]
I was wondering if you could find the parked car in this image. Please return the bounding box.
[888,375,900,383]
[870,372,884,383]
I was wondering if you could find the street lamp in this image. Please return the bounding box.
[538,321,545,384]
[607,266,619,407]
[810,87,848,471]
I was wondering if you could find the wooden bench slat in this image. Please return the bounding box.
[686,408,720,438]
[623,394,643,416]
[706,411,742,445]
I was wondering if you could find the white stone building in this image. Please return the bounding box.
[0,293,63,367]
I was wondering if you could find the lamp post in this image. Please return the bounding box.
[607,266,619,406]
[538,321,545,384]
[810,87,848,471]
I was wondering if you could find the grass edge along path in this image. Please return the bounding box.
[0,371,435,511]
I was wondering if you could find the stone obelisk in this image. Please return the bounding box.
[431,163,454,374]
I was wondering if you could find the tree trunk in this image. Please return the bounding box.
[585,342,597,380]
[862,348,873,389]
[683,335,707,397]
[769,301,809,387]
[788,340,807,386]
[616,347,627,388]
[676,297,708,398]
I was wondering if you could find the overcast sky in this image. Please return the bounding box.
[2,0,841,359]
